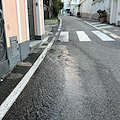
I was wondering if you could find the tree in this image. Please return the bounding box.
[52,0,63,17]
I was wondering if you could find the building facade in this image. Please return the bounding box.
[91,0,111,21]
[70,0,80,15]
[78,0,120,25]
[63,0,71,13]
[79,0,92,18]
[0,0,45,78]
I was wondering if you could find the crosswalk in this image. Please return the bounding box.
[58,31,69,42]
[76,31,91,41]
[92,31,114,41]
[58,31,118,42]
[85,21,113,29]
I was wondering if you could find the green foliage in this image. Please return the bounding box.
[52,0,63,17]
[46,17,58,20]
[97,9,107,18]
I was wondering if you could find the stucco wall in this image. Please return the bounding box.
[40,0,45,35]
[2,0,19,47]
[19,0,27,42]
[80,0,92,18]
[110,0,120,25]
[64,0,70,10]
[2,0,29,47]
[91,0,110,15]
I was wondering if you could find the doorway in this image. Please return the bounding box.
[27,0,35,40]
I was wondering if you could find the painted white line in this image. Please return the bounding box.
[92,31,114,41]
[90,22,100,25]
[110,34,118,38]
[94,24,107,27]
[84,21,99,30]
[0,37,56,120]
[76,31,91,41]
[59,31,69,42]
[103,31,108,33]
[55,32,59,36]
[58,17,62,27]
[99,26,113,29]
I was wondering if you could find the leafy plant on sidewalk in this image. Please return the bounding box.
[97,9,107,23]
[97,9,107,18]
[77,12,80,17]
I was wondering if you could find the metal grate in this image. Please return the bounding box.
[10,37,19,57]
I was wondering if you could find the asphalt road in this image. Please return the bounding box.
[3,15,120,120]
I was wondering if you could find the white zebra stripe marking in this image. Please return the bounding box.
[76,31,91,41]
[84,21,99,29]
[92,31,114,41]
[94,24,107,27]
[99,26,113,29]
[59,31,69,42]
[90,22,100,25]
[110,34,118,38]
[103,31,108,33]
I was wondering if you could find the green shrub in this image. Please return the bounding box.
[97,9,107,18]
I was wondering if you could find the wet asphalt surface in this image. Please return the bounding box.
[3,16,120,120]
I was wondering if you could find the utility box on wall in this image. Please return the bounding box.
[7,36,20,69]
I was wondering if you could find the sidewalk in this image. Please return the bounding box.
[0,19,58,105]
[30,19,58,51]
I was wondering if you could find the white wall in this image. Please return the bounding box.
[91,0,110,14]
[79,0,92,17]
[70,0,80,15]
[63,0,70,10]
[110,0,120,25]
